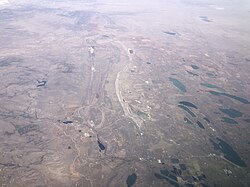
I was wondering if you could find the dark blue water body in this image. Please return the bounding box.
[199,16,212,22]
[218,138,247,167]
[178,105,196,117]
[208,91,250,104]
[171,158,179,164]
[179,101,197,109]
[197,121,205,129]
[221,117,238,125]
[191,64,199,69]
[210,138,247,167]
[126,173,137,187]
[160,169,169,176]
[169,78,186,92]
[63,121,73,124]
[164,31,176,36]
[219,108,243,118]
[137,110,149,118]
[206,72,215,77]
[186,70,199,76]
[201,83,225,92]
[37,80,46,87]
[202,18,212,22]
[97,140,105,151]
[129,49,134,54]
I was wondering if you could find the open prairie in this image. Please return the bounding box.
[0,0,250,186]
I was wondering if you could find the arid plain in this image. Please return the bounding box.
[0,0,250,186]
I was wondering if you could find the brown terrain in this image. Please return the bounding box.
[0,0,250,186]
